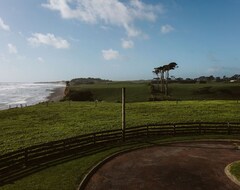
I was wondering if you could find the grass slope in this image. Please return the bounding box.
[1,100,240,154]
[68,82,240,102]
[169,83,240,100]
[69,81,150,102]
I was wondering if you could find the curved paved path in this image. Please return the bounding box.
[84,141,240,190]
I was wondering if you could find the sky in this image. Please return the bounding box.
[0,0,240,82]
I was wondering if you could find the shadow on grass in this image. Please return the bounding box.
[0,140,143,187]
[0,143,118,186]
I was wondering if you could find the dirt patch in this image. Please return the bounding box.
[84,141,240,190]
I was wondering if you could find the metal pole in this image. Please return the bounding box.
[122,88,126,142]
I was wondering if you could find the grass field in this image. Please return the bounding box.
[69,81,151,102]
[68,82,240,102]
[1,100,240,154]
[169,82,240,100]
[1,82,240,190]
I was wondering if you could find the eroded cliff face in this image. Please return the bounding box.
[63,85,94,101]
[64,86,70,96]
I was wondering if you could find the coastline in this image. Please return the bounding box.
[47,87,66,102]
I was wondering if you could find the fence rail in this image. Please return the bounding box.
[1,122,240,184]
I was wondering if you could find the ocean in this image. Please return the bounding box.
[0,82,65,110]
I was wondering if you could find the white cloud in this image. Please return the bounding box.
[0,17,10,31]
[27,33,70,49]
[8,43,18,54]
[37,57,44,63]
[42,0,163,37]
[102,49,120,60]
[121,39,134,49]
[161,24,174,34]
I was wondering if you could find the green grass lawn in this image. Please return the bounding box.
[1,100,240,154]
[230,161,240,181]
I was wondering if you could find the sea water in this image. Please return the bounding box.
[0,82,65,110]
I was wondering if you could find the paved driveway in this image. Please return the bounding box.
[84,141,240,190]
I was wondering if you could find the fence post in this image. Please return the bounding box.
[203,123,206,134]
[199,123,202,135]
[93,133,96,144]
[147,126,149,138]
[173,124,176,136]
[63,140,66,152]
[227,122,231,135]
[24,148,28,167]
[122,88,126,142]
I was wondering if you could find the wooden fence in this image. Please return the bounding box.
[1,122,240,184]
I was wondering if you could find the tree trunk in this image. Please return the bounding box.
[161,71,164,93]
[157,74,160,92]
[165,70,169,96]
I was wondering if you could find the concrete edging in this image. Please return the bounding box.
[225,161,240,187]
[77,138,240,190]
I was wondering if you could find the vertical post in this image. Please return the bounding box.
[122,88,126,142]
[146,126,149,138]
[199,123,202,135]
[24,148,28,167]
[63,140,66,152]
[93,133,96,144]
[173,124,176,136]
[227,122,231,135]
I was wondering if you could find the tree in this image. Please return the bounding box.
[152,68,160,91]
[163,62,178,96]
[152,62,178,99]
[153,66,166,93]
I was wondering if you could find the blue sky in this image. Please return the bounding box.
[0,0,240,82]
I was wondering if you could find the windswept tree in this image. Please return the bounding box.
[158,66,165,93]
[164,62,178,96]
[153,66,166,93]
[152,68,160,91]
[153,62,178,97]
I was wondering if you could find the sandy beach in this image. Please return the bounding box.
[47,87,66,102]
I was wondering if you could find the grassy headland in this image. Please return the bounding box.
[66,81,151,102]
[65,80,240,102]
[1,80,240,190]
[1,80,240,153]
[1,100,240,154]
